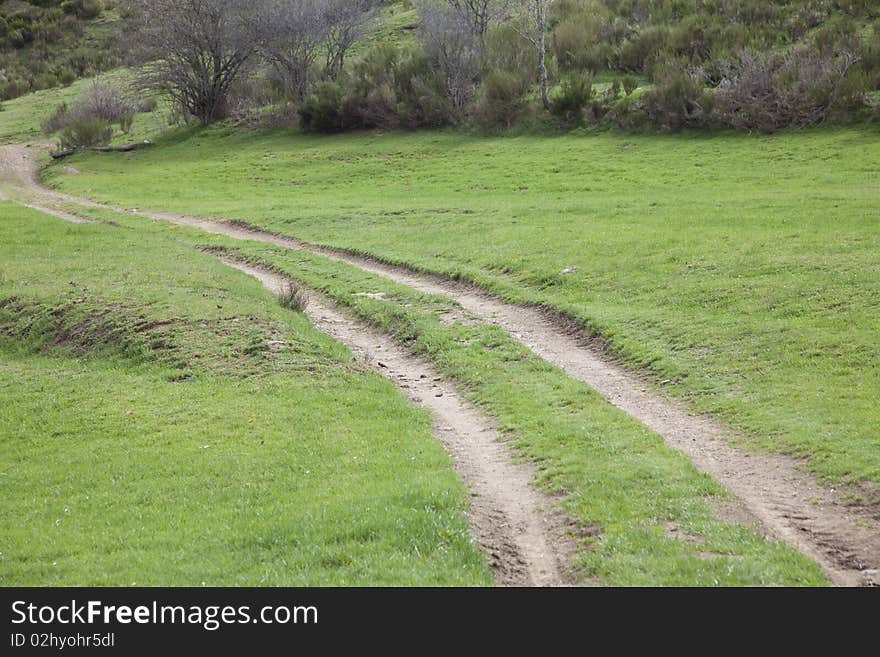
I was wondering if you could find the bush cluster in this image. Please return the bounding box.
[290,1,875,135]
[549,0,880,79]
[43,81,137,149]
[299,44,453,132]
[12,0,875,136]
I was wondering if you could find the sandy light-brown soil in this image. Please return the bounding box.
[2,143,878,586]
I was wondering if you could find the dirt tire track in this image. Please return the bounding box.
[0,145,92,224]
[222,259,572,587]
[3,143,879,586]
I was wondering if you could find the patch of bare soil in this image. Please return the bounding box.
[0,144,93,224]
[3,143,878,586]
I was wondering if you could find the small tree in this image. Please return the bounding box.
[418,1,483,113]
[258,0,377,101]
[321,0,379,81]
[510,0,554,110]
[446,0,504,42]
[534,0,551,111]
[125,0,260,125]
[258,0,326,102]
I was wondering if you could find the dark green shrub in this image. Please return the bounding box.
[0,80,30,101]
[550,73,593,126]
[33,73,59,90]
[342,82,399,129]
[61,0,104,20]
[667,14,711,62]
[58,117,112,150]
[316,43,454,132]
[552,18,593,70]
[812,14,859,53]
[622,74,639,95]
[552,6,617,74]
[393,47,453,128]
[856,24,880,89]
[298,81,346,133]
[340,43,401,129]
[474,70,529,129]
[58,68,77,86]
[618,26,671,72]
[643,63,713,131]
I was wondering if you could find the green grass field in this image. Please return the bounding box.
[37,125,880,489]
[0,202,490,586]
[2,200,827,586]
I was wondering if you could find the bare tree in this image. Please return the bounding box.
[125,0,259,125]
[517,0,552,110]
[446,0,503,41]
[418,1,483,112]
[257,0,326,101]
[257,0,377,101]
[534,0,550,110]
[322,0,380,81]
[716,48,863,132]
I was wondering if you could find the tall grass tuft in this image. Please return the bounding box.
[278,280,309,312]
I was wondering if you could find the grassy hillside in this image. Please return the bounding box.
[41,126,880,489]
[0,202,490,585]
[549,0,880,76]
[0,69,167,145]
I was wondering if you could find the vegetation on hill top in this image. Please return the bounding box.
[5,1,879,133]
[0,0,120,101]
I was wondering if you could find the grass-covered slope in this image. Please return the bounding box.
[0,202,490,585]
[41,126,880,488]
[549,0,880,74]
[0,69,165,145]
